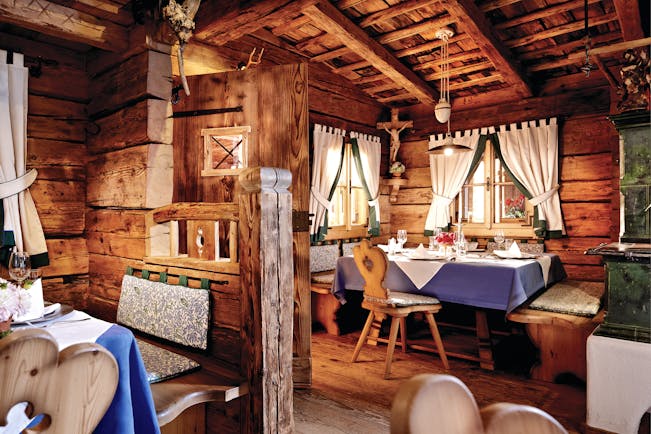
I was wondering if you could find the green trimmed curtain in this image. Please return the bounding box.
[350,132,381,236]
[494,118,565,239]
[309,124,345,242]
[424,129,483,234]
[0,50,48,266]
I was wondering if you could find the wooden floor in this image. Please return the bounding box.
[295,329,590,434]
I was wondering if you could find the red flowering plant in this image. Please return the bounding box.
[504,193,526,218]
[435,231,456,246]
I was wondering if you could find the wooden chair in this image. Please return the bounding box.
[0,328,118,434]
[391,374,568,434]
[351,240,449,379]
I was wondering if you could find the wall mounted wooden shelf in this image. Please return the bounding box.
[382,177,407,203]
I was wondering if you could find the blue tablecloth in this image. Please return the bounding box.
[333,254,566,313]
[95,325,160,434]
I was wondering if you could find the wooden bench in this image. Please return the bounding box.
[310,241,362,335]
[507,280,605,382]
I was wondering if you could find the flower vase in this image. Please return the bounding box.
[392,172,402,178]
[439,244,453,256]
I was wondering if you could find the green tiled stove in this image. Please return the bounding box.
[587,111,651,343]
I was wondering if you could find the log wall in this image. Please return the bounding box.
[84,36,173,319]
[0,32,89,307]
[396,87,619,281]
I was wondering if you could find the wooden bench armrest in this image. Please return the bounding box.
[153,382,249,426]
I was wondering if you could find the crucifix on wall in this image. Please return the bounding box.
[376,108,413,164]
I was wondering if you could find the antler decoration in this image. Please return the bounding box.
[163,0,201,96]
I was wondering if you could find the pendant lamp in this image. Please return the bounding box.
[580,0,595,77]
[427,119,472,155]
[434,27,454,123]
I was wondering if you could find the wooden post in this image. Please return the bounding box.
[239,167,294,434]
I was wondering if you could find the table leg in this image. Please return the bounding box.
[475,310,495,370]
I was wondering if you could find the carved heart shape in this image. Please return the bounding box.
[0,328,118,434]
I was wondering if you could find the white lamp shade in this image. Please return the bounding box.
[434,100,451,123]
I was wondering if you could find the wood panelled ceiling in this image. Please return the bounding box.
[0,0,648,111]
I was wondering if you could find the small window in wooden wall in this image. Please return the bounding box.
[201,126,250,176]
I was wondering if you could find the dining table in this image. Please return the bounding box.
[12,308,160,434]
[332,249,567,369]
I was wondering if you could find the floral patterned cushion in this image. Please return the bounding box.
[365,291,440,307]
[529,281,603,317]
[342,242,359,257]
[310,244,340,273]
[136,339,200,383]
[118,274,210,349]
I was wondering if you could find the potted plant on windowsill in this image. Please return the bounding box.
[389,161,406,178]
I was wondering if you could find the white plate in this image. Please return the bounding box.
[493,250,536,259]
[12,303,73,325]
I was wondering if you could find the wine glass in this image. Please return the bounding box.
[494,230,505,250]
[8,251,31,286]
[397,229,407,251]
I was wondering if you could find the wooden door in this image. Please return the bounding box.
[172,64,311,387]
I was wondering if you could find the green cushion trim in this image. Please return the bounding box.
[126,266,134,276]
[179,275,189,287]
[142,269,150,279]
[159,272,168,283]
[200,278,210,290]
[136,339,200,384]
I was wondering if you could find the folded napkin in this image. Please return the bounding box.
[393,256,446,289]
[410,243,428,259]
[43,303,61,316]
[493,242,535,259]
[13,278,44,322]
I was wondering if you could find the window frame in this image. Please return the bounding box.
[325,141,369,239]
[452,141,535,238]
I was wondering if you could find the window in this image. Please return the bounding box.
[453,141,534,236]
[328,142,368,237]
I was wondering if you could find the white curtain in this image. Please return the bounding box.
[309,124,345,240]
[351,131,381,234]
[0,50,48,263]
[425,129,481,231]
[496,118,565,235]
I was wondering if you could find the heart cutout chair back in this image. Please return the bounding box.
[0,328,118,434]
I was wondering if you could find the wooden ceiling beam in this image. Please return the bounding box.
[480,0,523,12]
[528,56,580,72]
[48,0,132,26]
[337,0,368,10]
[270,15,311,36]
[377,15,456,45]
[449,74,503,90]
[505,13,618,48]
[494,0,601,30]
[611,0,644,40]
[333,60,372,75]
[377,92,416,103]
[195,0,319,45]
[352,74,387,84]
[0,0,128,52]
[310,46,350,62]
[413,49,484,71]
[365,82,402,93]
[359,0,437,28]
[518,33,619,60]
[394,34,470,58]
[303,1,439,105]
[592,55,619,90]
[423,61,494,80]
[567,37,651,59]
[445,0,532,97]
[295,32,334,51]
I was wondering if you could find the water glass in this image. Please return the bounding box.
[8,251,31,285]
[428,236,438,250]
[494,230,505,250]
[397,229,407,250]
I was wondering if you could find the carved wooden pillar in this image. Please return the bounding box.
[239,167,294,434]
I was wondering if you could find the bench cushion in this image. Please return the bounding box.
[118,274,210,349]
[136,339,200,383]
[342,242,359,257]
[310,244,340,273]
[529,281,603,317]
[311,272,334,285]
[366,291,440,307]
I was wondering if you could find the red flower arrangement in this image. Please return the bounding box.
[504,193,526,218]
[435,231,456,246]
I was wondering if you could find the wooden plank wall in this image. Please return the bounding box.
[0,32,89,307]
[84,34,173,320]
[399,87,619,281]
